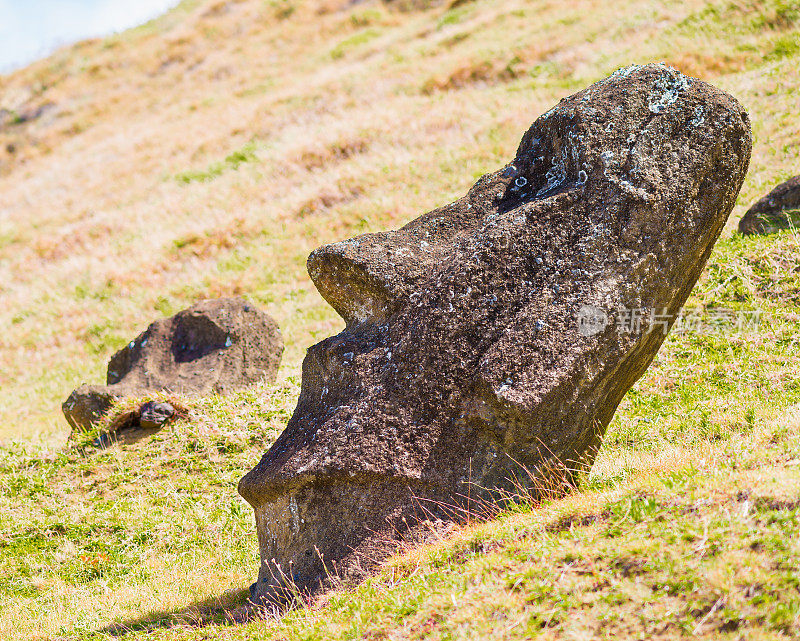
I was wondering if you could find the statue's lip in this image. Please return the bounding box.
[238,467,434,506]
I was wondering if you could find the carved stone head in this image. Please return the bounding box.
[239,64,751,602]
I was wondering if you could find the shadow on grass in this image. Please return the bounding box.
[94,587,260,637]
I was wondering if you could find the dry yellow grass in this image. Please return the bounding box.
[1,0,798,445]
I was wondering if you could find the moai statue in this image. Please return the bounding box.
[240,64,752,603]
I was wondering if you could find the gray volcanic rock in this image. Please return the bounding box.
[63,298,283,432]
[138,401,177,430]
[62,386,118,432]
[239,64,751,603]
[738,175,800,235]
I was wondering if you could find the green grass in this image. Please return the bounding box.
[174,142,259,184]
[769,31,800,59]
[1,0,800,637]
[437,4,474,29]
[329,28,384,60]
[4,411,796,639]
[0,381,299,638]
[2,229,800,638]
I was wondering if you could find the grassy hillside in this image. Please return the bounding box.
[0,0,799,638]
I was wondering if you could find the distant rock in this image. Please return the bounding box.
[62,386,118,432]
[63,298,283,433]
[738,176,800,235]
[138,401,176,430]
[89,400,179,448]
[238,64,751,604]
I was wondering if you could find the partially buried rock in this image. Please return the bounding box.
[93,401,179,448]
[738,175,800,235]
[238,63,752,604]
[138,401,176,430]
[63,298,283,433]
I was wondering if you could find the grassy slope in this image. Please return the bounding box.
[0,0,799,638]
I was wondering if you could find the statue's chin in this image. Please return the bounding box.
[248,476,442,604]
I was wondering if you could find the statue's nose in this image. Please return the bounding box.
[308,220,450,327]
[307,232,408,326]
[306,178,510,328]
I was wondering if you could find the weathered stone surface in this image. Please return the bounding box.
[239,64,752,603]
[63,298,283,432]
[138,401,176,430]
[62,386,118,432]
[738,175,800,235]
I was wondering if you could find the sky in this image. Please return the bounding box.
[0,0,179,72]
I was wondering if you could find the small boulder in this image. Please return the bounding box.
[92,400,179,448]
[738,175,800,235]
[239,64,751,604]
[63,298,283,433]
[62,386,118,431]
[138,401,176,430]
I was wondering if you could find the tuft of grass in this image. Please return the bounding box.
[329,28,383,59]
[175,141,259,184]
[768,32,800,59]
[268,0,296,20]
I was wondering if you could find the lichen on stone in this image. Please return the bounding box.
[647,66,690,114]
[537,148,568,195]
[690,105,705,126]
